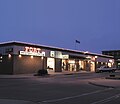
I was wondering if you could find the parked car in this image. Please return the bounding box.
[96,66,116,73]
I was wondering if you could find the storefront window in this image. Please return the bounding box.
[79,61,84,70]
[47,58,55,70]
[62,60,67,70]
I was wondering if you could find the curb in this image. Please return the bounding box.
[105,77,120,80]
[88,81,115,88]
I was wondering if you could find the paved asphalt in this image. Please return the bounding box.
[0,72,120,104]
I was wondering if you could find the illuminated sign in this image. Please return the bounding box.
[86,56,91,59]
[68,60,75,64]
[20,47,45,56]
[50,51,55,57]
[62,55,69,59]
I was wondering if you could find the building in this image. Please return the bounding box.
[0,41,114,74]
[102,50,120,69]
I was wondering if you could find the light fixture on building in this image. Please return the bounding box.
[95,56,98,58]
[31,56,33,59]
[41,56,43,60]
[109,59,113,63]
[19,54,22,58]
[8,54,11,58]
[0,56,2,62]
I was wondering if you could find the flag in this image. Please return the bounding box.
[75,40,80,44]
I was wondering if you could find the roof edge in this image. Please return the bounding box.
[0,41,114,58]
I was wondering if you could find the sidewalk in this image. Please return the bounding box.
[0,70,92,79]
[48,70,92,75]
[89,78,120,88]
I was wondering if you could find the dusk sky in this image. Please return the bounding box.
[0,0,120,53]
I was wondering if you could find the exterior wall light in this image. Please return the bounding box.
[19,54,22,58]
[41,56,43,60]
[95,56,98,58]
[31,56,33,59]
[109,59,113,63]
[8,54,12,58]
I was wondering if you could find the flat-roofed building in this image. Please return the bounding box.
[102,50,120,69]
[0,41,114,74]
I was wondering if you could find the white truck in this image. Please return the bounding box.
[96,66,116,73]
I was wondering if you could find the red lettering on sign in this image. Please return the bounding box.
[24,47,41,53]
[25,47,29,52]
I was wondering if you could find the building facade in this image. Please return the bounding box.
[0,41,114,74]
[102,50,120,69]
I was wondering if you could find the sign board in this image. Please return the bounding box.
[20,47,45,56]
[62,55,69,59]
[50,51,55,57]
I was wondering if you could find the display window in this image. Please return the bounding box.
[47,58,55,70]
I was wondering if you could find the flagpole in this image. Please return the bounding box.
[75,40,80,50]
[75,41,76,50]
